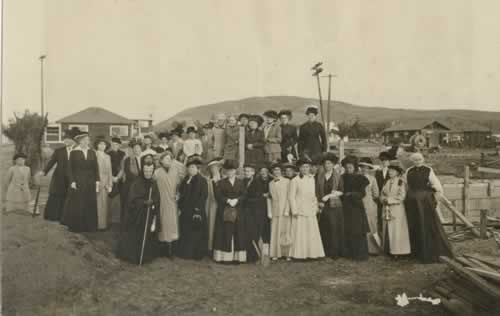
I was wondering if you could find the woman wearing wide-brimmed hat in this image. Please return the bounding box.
[212,159,249,263]
[339,155,370,261]
[359,157,380,254]
[61,130,100,232]
[380,160,410,258]
[404,152,453,263]
[288,158,325,259]
[316,152,344,259]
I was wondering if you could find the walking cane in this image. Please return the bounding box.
[139,187,154,265]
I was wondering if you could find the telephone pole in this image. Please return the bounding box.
[39,55,47,117]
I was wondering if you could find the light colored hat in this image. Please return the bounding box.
[409,152,425,164]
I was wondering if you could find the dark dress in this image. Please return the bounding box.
[317,171,344,258]
[120,156,141,230]
[280,123,298,161]
[43,146,71,221]
[116,176,161,265]
[244,176,270,262]
[340,173,370,260]
[375,168,390,233]
[108,149,125,198]
[212,177,248,261]
[245,129,265,164]
[405,166,453,263]
[177,174,209,260]
[61,149,99,232]
[298,121,327,161]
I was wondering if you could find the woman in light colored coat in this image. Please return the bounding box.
[359,158,380,254]
[262,110,282,163]
[95,139,113,230]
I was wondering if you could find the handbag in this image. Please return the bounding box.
[223,206,238,223]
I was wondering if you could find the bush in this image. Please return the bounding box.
[3,111,48,172]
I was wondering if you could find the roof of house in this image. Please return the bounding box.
[57,107,133,124]
[443,120,491,133]
[383,120,451,133]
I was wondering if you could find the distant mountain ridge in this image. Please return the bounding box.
[154,96,500,132]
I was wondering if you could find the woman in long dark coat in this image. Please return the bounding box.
[61,131,99,232]
[279,110,298,162]
[177,157,209,260]
[317,153,344,259]
[243,163,269,262]
[116,163,161,265]
[340,156,370,261]
[42,129,75,221]
[298,105,327,161]
[212,160,248,263]
[404,152,453,263]
[244,115,265,165]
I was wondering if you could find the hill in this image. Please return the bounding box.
[154,96,500,132]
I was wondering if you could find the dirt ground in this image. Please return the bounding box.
[2,144,500,316]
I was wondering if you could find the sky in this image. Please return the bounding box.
[3,0,500,124]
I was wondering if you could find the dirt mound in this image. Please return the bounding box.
[2,212,121,315]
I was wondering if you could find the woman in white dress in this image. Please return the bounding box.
[155,150,186,257]
[268,163,292,260]
[358,157,380,254]
[288,159,325,259]
[95,139,113,230]
[380,160,411,258]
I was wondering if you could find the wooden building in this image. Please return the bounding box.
[382,120,451,147]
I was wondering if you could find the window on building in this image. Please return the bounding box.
[45,124,61,143]
[110,125,129,137]
[68,124,89,132]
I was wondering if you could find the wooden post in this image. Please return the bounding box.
[463,165,470,218]
[452,201,457,232]
[480,209,488,239]
[238,126,245,169]
[315,75,326,128]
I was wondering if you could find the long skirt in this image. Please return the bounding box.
[177,210,208,260]
[343,201,369,261]
[319,206,344,258]
[213,208,248,263]
[270,215,292,258]
[363,198,380,254]
[245,206,271,262]
[61,184,98,233]
[386,204,411,255]
[44,194,66,221]
[289,215,325,259]
[116,214,160,265]
[405,190,453,263]
[97,189,110,229]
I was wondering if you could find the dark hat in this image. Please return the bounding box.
[358,157,375,169]
[142,153,155,162]
[158,132,170,139]
[94,136,110,150]
[128,139,142,148]
[202,122,214,129]
[271,162,283,170]
[238,113,250,121]
[378,151,392,161]
[305,105,319,115]
[73,128,89,141]
[278,110,292,119]
[171,126,184,137]
[13,152,27,161]
[321,152,339,164]
[258,161,271,171]
[143,134,153,140]
[62,129,76,140]
[186,126,197,134]
[111,137,122,144]
[263,110,279,120]
[243,163,257,170]
[207,157,224,167]
[341,155,359,168]
[296,158,313,167]
[282,162,298,171]
[223,159,238,170]
[186,155,203,167]
[387,160,404,174]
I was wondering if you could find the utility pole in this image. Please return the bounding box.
[311,62,325,127]
[323,73,337,134]
[39,55,47,117]
[0,0,4,145]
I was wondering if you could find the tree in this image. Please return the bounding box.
[3,111,48,172]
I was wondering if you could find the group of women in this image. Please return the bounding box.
[36,104,453,266]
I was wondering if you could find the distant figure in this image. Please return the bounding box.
[279,110,298,162]
[116,163,160,265]
[140,135,158,160]
[155,132,170,153]
[245,115,265,164]
[262,110,282,163]
[212,113,226,158]
[169,126,185,160]
[298,105,327,161]
[42,129,75,221]
[4,153,32,213]
[223,115,240,161]
[238,113,249,129]
[183,126,203,158]
[61,131,99,233]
